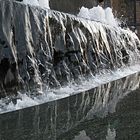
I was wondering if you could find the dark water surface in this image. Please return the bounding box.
[0,73,140,140]
[58,89,140,140]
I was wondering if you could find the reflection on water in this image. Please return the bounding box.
[73,127,116,140]
[106,126,116,140]
[0,73,140,140]
[73,130,91,140]
[58,89,140,140]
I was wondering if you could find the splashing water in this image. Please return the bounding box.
[0,64,140,114]
[23,0,50,9]
[78,6,119,27]
[0,0,140,114]
[23,1,118,27]
[38,0,50,9]
[23,0,39,6]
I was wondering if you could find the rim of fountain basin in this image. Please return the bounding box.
[0,70,139,115]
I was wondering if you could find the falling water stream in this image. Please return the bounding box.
[0,0,140,115]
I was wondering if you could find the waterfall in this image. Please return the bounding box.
[0,0,140,113]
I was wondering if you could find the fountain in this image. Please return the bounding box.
[0,0,140,113]
[0,0,140,139]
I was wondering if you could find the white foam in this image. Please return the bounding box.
[23,0,39,6]
[38,0,50,9]
[23,0,50,9]
[0,64,140,114]
[78,6,119,27]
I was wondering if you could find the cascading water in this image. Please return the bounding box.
[0,0,140,114]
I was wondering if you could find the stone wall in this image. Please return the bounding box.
[136,1,140,23]
[136,1,140,37]
[50,0,98,14]
[111,0,140,38]
[50,0,140,38]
